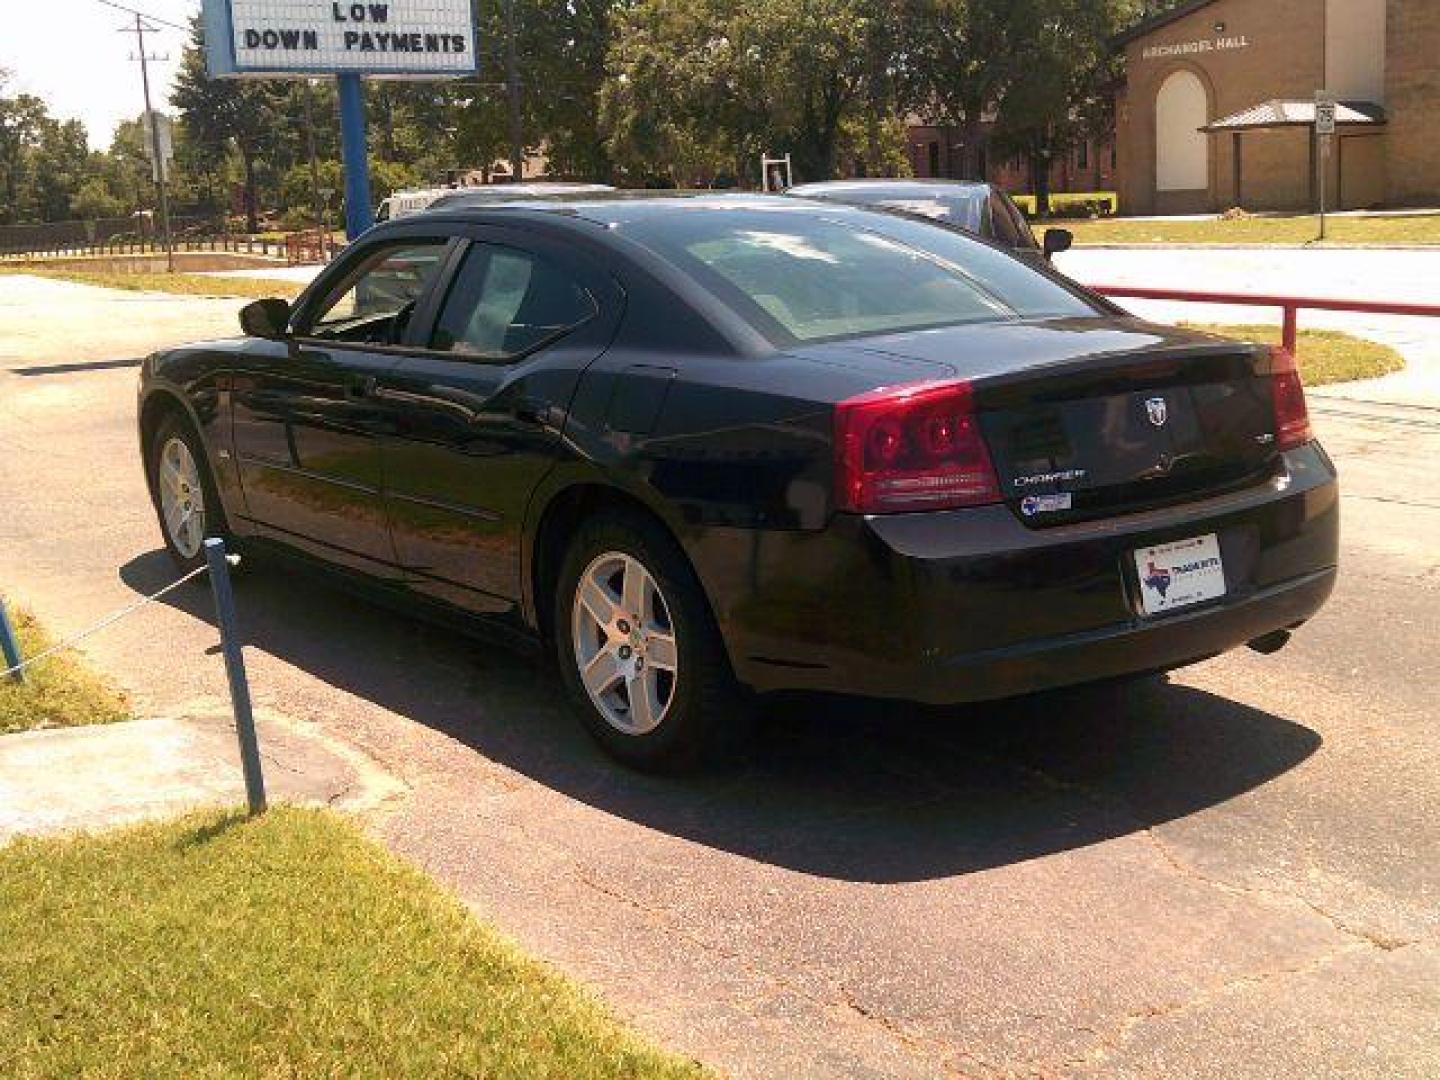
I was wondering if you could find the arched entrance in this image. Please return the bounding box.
[1155,70,1209,196]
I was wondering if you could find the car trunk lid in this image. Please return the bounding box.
[798,317,1282,523]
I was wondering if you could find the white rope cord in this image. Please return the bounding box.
[2,563,214,679]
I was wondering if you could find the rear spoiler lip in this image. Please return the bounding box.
[969,342,1271,408]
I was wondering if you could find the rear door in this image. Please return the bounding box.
[230,236,451,572]
[376,229,623,615]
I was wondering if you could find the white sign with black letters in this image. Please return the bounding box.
[204,0,478,77]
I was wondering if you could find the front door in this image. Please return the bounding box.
[377,233,620,615]
[230,237,451,572]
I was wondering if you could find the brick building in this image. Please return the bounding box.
[1114,0,1440,214]
[904,119,1118,198]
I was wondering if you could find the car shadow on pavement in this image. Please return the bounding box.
[122,549,1322,884]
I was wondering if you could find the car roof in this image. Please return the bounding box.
[428,182,615,208]
[789,179,993,196]
[413,191,894,230]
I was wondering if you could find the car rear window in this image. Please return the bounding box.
[623,208,1098,345]
[874,191,987,232]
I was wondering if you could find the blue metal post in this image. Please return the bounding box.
[337,73,373,241]
[204,538,266,815]
[0,599,25,684]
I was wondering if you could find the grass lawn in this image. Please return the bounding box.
[0,602,129,735]
[1186,324,1405,385]
[1063,213,1440,247]
[0,264,305,301]
[0,806,706,1079]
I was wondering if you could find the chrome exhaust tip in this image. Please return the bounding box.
[1247,629,1292,655]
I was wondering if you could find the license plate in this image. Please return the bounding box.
[1133,533,1226,615]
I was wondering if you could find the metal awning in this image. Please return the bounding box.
[1201,99,1386,133]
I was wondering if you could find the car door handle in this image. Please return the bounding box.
[514,396,548,426]
[345,375,377,400]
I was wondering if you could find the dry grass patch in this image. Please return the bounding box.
[0,602,129,735]
[0,806,708,1078]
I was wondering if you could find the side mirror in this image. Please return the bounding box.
[239,298,291,339]
[1043,227,1074,260]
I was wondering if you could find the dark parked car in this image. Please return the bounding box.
[139,194,1337,770]
[787,178,1074,264]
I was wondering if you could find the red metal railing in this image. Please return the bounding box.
[1090,285,1440,354]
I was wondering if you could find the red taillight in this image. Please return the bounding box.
[834,379,1001,514]
[1269,345,1312,450]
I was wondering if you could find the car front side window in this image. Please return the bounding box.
[301,239,448,345]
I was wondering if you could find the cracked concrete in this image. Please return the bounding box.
[2,273,1437,1076]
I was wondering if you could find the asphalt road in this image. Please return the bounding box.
[1,273,1436,1077]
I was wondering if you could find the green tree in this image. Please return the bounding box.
[909,0,1138,211]
[519,0,628,179]
[0,87,50,224]
[105,118,156,217]
[171,15,282,230]
[29,118,91,221]
[988,0,1130,214]
[905,0,1015,181]
[71,177,125,220]
[601,0,903,186]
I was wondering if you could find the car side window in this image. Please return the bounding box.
[430,244,596,358]
[303,240,447,345]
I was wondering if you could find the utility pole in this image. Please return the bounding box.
[504,0,524,181]
[123,14,174,272]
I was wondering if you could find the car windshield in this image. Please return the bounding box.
[623,207,1098,345]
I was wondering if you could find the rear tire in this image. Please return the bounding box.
[554,511,752,772]
[148,412,225,574]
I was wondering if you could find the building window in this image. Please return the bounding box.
[927,141,941,177]
[1076,140,1089,170]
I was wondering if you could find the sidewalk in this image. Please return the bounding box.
[0,708,404,844]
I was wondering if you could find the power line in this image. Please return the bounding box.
[91,0,190,34]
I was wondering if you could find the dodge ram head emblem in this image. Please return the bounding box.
[1145,396,1169,427]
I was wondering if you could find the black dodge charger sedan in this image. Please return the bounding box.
[138,194,1338,770]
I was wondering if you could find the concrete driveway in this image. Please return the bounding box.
[1,272,1436,1077]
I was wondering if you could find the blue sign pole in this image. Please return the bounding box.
[0,599,25,684]
[204,538,266,816]
[337,73,373,240]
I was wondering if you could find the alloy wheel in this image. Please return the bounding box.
[157,435,206,559]
[570,551,679,735]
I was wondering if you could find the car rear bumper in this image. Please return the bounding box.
[693,443,1339,703]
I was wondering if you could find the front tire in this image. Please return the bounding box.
[148,412,222,573]
[554,511,751,772]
